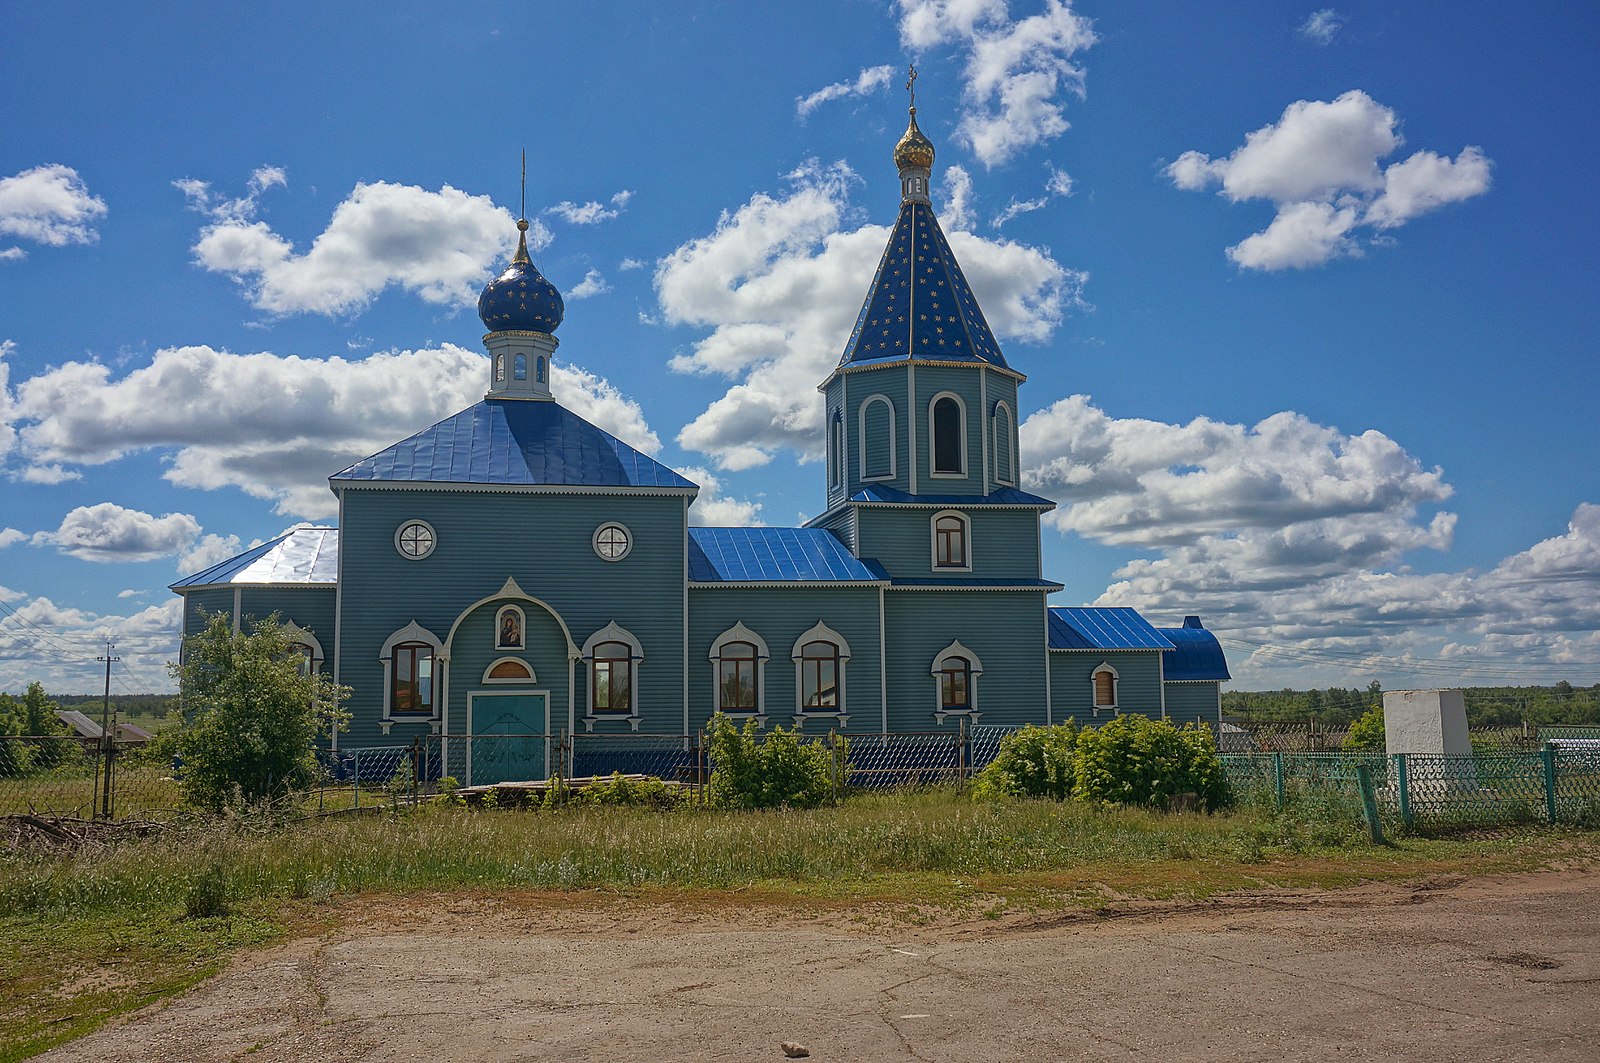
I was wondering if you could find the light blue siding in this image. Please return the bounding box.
[855,506,1041,580]
[883,590,1048,730]
[1049,649,1165,725]
[1164,681,1221,725]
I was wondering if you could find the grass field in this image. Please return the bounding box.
[3,790,1596,1061]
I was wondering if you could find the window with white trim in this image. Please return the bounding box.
[791,621,851,718]
[830,409,845,490]
[859,395,896,480]
[582,622,644,722]
[930,640,984,721]
[710,622,770,719]
[395,520,436,560]
[379,621,445,730]
[931,510,970,570]
[1092,663,1119,712]
[993,401,1015,485]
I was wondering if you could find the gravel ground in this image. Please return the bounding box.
[40,868,1600,1062]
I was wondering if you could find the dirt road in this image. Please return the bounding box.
[41,869,1600,1062]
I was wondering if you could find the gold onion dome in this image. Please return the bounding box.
[894,107,935,171]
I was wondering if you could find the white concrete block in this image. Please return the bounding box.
[1383,689,1471,757]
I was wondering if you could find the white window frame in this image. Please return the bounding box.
[709,621,770,724]
[379,620,445,734]
[857,394,897,482]
[931,640,984,724]
[592,522,633,562]
[927,391,968,478]
[791,620,851,728]
[394,519,437,560]
[830,410,846,490]
[580,621,644,730]
[480,656,537,684]
[1091,662,1120,716]
[281,621,324,676]
[929,509,973,572]
[992,400,1016,486]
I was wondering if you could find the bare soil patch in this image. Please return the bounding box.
[40,869,1600,1062]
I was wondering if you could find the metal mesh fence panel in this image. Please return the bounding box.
[572,733,699,783]
[842,731,962,788]
[968,725,1010,775]
[0,736,99,816]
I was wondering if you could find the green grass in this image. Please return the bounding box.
[2,788,1595,1060]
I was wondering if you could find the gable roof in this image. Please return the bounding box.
[330,399,697,491]
[688,527,887,583]
[1048,607,1175,651]
[170,526,339,589]
[837,198,1008,371]
[1157,618,1231,681]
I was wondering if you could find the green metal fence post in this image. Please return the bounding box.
[1541,746,1559,825]
[1354,765,1386,845]
[1393,754,1411,829]
[1273,752,1285,809]
[352,750,360,810]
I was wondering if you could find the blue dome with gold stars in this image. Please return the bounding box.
[478,219,564,334]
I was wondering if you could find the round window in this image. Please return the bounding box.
[395,520,436,560]
[593,522,632,562]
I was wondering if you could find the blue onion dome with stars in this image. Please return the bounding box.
[478,218,564,334]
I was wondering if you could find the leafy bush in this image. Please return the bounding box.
[971,722,1078,800]
[170,612,350,813]
[1072,715,1231,811]
[1344,706,1386,751]
[571,772,684,809]
[705,714,840,809]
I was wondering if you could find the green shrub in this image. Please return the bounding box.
[705,714,839,809]
[1073,715,1231,811]
[972,722,1078,800]
[572,772,683,809]
[184,862,231,919]
[1344,706,1385,751]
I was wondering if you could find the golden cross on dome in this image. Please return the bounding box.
[906,64,917,111]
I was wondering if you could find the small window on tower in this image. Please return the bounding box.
[514,353,528,380]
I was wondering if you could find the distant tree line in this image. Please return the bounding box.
[1223,681,1600,729]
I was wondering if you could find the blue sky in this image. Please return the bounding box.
[1,1,1596,695]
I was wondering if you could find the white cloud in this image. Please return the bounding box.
[995,163,1076,229]
[657,160,1082,469]
[176,533,244,575]
[6,344,659,519]
[544,190,633,225]
[1167,90,1492,269]
[0,594,180,694]
[31,503,203,563]
[677,466,765,526]
[1298,9,1344,45]
[938,165,976,231]
[796,65,898,118]
[117,589,142,599]
[0,247,25,262]
[619,257,647,271]
[0,164,107,248]
[184,171,539,316]
[899,0,1098,167]
[567,268,610,299]
[0,528,24,549]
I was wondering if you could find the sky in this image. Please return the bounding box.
[1,1,1596,696]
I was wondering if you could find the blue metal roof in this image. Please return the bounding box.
[891,578,1063,590]
[688,528,887,583]
[171,527,339,589]
[1048,607,1175,651]
[1157,619,1231,681]
[837,198,1008,370]
[848,484,1055,508]
[331,400,696,490]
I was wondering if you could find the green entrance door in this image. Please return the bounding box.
[468,693,547,785]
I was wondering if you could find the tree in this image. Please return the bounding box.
[170,612,349,812]
[20,682,63,736]
[1344,706,1386,752]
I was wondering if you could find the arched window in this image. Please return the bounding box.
[800,641,839,710]
[392,642,435,714]
[792,621,851,718]
[536,356,546,383]
[930,640,984,722]
[939,657,971,712]
[380,621,443,729]
[483,657,535,683]
[719,641,758,712]
[582,621,644,721]
[1092,663,1119,713]
[993,402,1014,484]
[830,409,845,490]
[931,393,965,476]
[591,642,632,713]
[932,511,969,569]
[859,395,895,480]
[287,642,315,678]
[494,354,506,383]
[514,353,528,380]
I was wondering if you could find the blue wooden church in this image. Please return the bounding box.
[172,99,1228,775]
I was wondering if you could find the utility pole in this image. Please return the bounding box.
[95,641,119,820]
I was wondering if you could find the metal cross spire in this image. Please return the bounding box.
[520,149,526,221]
[906,64,918,111]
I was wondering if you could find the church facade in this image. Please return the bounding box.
[171,101,1229,773]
